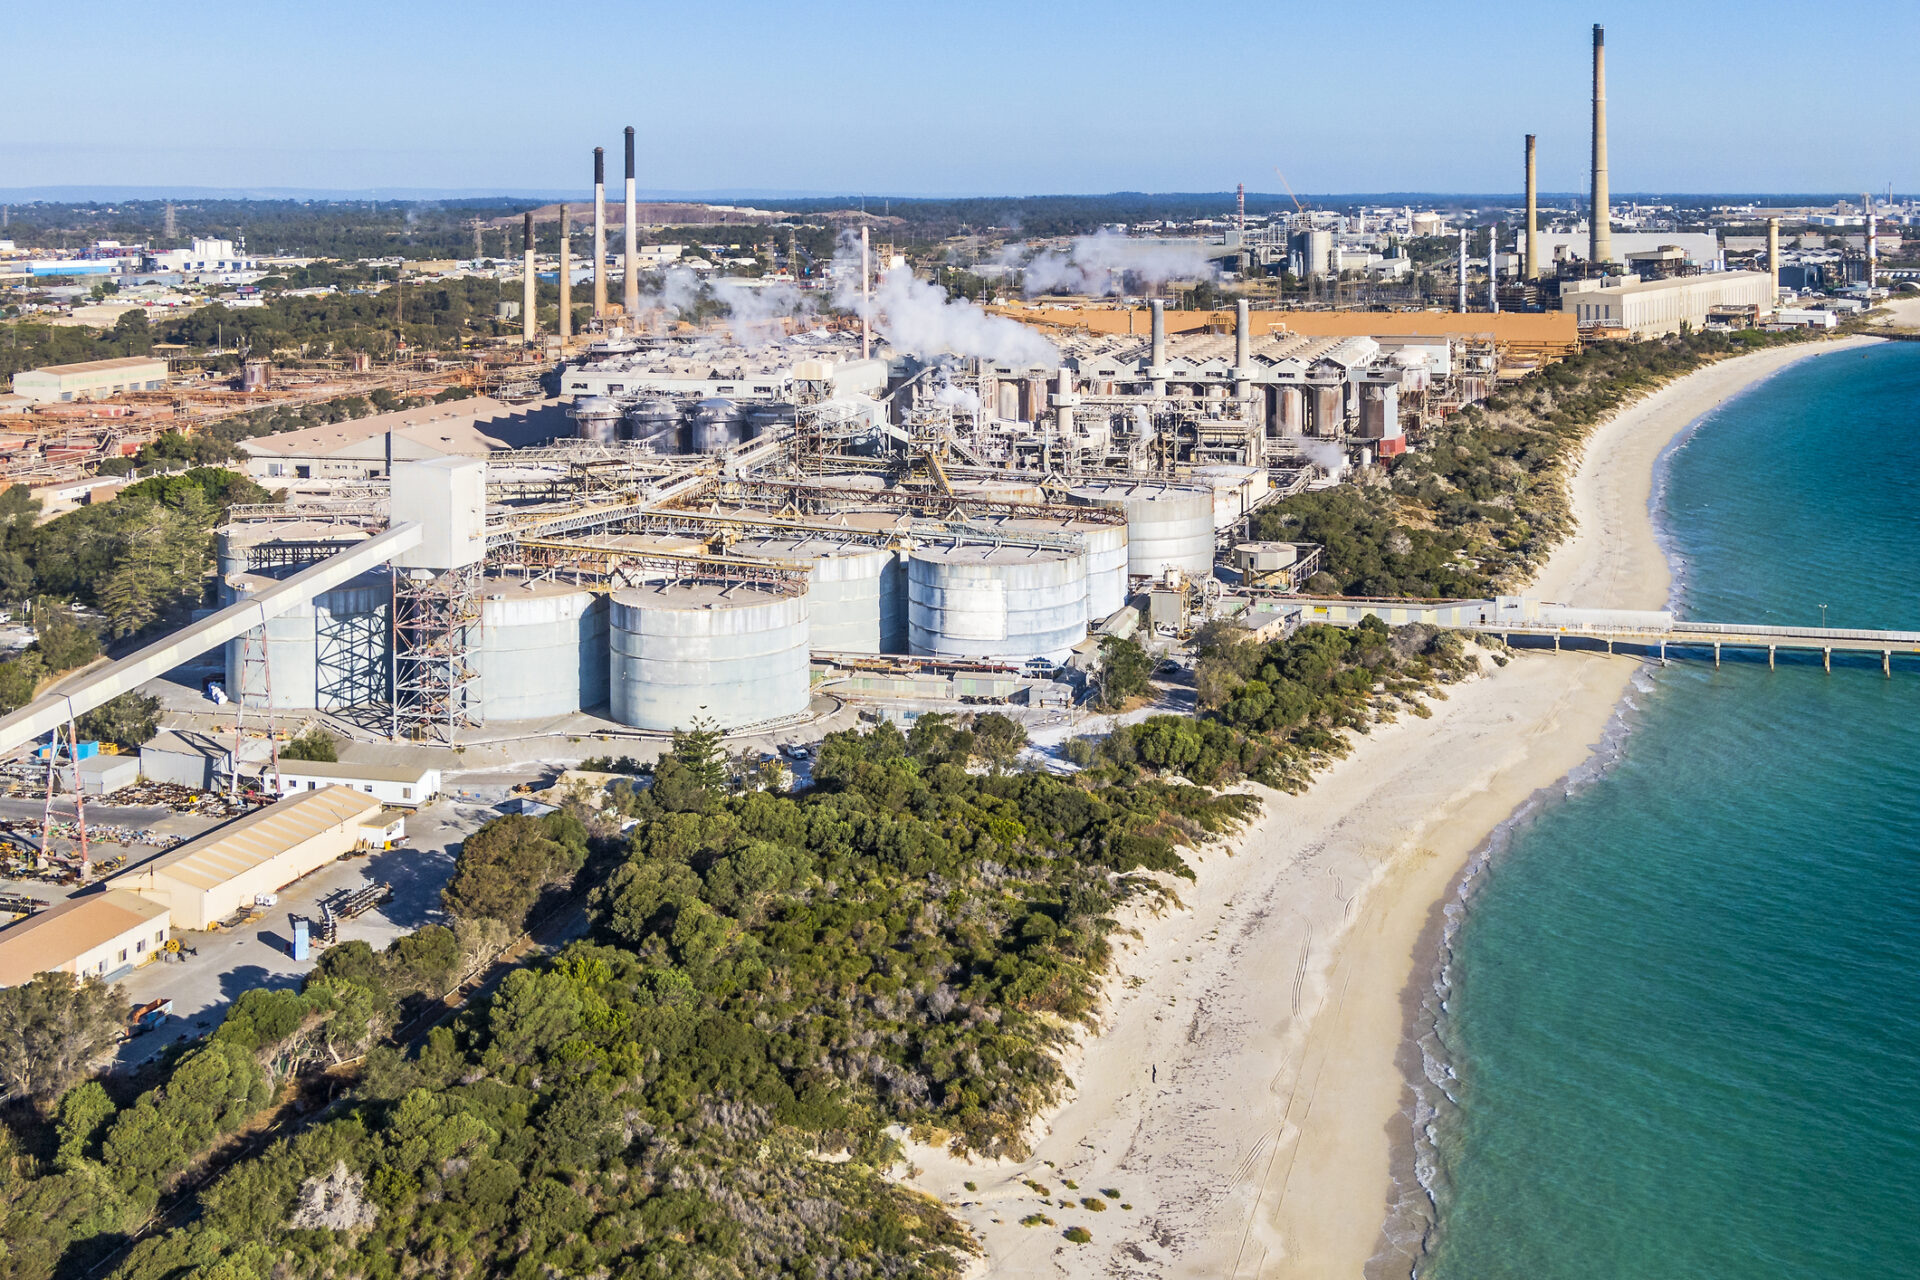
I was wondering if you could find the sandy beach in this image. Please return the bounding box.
[905,333,1881,1279]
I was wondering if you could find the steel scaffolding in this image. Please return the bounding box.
[391,564,483,742]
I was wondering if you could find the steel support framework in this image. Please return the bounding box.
[391,564,483,742]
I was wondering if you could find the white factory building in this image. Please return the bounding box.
[237,396,568,483]
[0,890,171,986]
[1529,230,1725,272]
[1561,271,1776,338]
[145,237,261,279]
[109,785,401,931]
[267,759,441,807]
[11,356,170,403]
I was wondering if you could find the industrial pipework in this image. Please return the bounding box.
[1525,133,1540,279]
[593,146,607,318]
[1590,24,1612,266]
[623,125,639,319]
[521,213,536,344]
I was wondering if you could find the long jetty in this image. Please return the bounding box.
[1287,596,1920,675]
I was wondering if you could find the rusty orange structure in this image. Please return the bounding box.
[990,304,1581,359]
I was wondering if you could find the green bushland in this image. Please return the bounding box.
[1256,329,1826,599]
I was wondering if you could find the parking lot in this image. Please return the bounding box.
[107,793,498,1069]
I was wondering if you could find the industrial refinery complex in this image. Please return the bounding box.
[0,20,1905,1000]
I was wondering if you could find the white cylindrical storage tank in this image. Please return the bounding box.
[1192,464,1271,532]
[996,516,1130,623]
[907,544,1087,663]
[479,581,609,722]
[730,536,905,655]
[226,599,317,709]
[1068,482,1215,581]
[609,582,810,732]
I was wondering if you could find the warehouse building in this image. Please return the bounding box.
[111,786,400,930]
[0,890,171,986]
[10,357,169,403]
[267,759,441,807]
[1559,271,1775,338]
[237,396,568,483]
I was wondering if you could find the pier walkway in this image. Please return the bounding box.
[1286,596,1920,674]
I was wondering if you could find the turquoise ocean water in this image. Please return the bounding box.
[1414,342,1920,1279]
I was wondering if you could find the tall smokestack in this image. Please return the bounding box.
[859,224,871,360]
[1767,216,1781,300]
[1525,134,1540,280]
[1237,183,1245,235]
[592,147,607,319]
[1149,299,1167,397]
[1458,227,1468,312]
[1489,226,1500,313]
[1866,193,1878,287]
[521,212,536,344]
[558,204,571,343]
[1590,24,1613,267]
[1233,297,1251,399]
[623,126,638,320]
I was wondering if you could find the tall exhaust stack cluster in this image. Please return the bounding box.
[521,213,536,344]
[1590,24,1613,268]
[558,205,571,342]
[1767,217,1781,299]
[623,125,639,320]
[1524,133,1540,279]
[592,147,607,319]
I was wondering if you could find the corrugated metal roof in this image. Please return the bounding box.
[274,759,435,785]
[130,786,383,893]
[0,890,168,985]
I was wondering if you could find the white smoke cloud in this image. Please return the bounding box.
[1016,230,1219,298]
[1298,437,1349,480]
[711,278,815,349]
[929,368,981,413]
[831,232,1057,365]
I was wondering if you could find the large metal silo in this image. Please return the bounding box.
[478,581,610,722]
[906,544,1087,664]
[608,581,811,731]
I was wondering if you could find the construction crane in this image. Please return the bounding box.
[1273,167,1308,217]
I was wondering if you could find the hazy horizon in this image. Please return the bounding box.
[4,0,1914,197]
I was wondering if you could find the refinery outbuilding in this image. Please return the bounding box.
[0,890,171,986]
[110,786,401,931]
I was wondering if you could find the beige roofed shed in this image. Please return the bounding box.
[0,890,171,986]
[110,786,396,930]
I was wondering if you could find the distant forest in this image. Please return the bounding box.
[2,190,1865,258]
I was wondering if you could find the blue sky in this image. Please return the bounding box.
[3,0,1914,197]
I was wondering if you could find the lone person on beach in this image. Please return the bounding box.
[1152,1064,1157,1083]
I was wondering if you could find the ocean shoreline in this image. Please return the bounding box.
[900,334,1880,1280]
[1379,332,1884,1279]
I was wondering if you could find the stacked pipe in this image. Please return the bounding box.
[593,147,607,319]
[623,125,639,320]
[521,213,536,344]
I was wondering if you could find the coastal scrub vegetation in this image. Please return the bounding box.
[0,723,1254,1279]
[1096,614,1472,792]
[1256,327,1825,598]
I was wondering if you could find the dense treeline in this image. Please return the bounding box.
[1092,615,1472,792]
[1256,327,1827,598]
[0,723,1256,1279]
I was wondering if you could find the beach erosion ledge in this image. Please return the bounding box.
[902,334,1882,1280]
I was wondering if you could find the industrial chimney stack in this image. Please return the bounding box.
[1148,300,1167,397]
[1524,134,1540,280]
[558,205,571,342]
[521,213,536,344]
[592,147,607,319]
[1767,217,1781,300]
[1866,193,1878,287]
[1457,227,1468,312]
[1590,24,1613,268]
[623,126,639,320]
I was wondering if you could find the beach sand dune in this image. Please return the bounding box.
[906,336,1878,1280]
